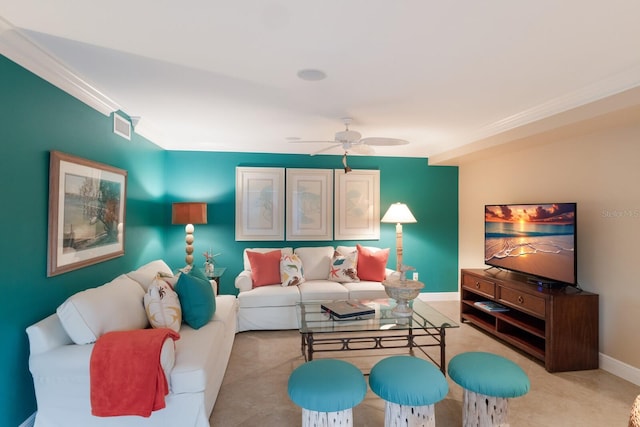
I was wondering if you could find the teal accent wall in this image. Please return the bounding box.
[0,56,166,427]
[0,54,458,426]
[164,152,458,296]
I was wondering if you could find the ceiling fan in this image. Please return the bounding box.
[292,118,409,156]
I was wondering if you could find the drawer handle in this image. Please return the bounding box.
[517,296,524,304]
[475,281,480,289]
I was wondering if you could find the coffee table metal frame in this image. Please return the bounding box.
[297,299,458,374]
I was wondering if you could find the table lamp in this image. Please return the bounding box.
[381,202,417,271]
[172,202,207,266]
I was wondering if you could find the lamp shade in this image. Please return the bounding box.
[381,203,416,224]
[172,202,207,225]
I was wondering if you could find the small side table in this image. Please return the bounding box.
[205,267,226,295]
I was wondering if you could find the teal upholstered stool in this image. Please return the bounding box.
[448,352,530,427]
[288,359,367,427]
[369,356,448,427]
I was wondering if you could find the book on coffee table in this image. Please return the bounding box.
[321,300,375,319]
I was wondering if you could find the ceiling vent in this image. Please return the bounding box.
[113,113,131,140]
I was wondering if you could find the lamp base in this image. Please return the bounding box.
[185,223,195,266]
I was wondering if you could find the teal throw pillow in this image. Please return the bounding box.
[188,265,210,281]
[175,272,216,329]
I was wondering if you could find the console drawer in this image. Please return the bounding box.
[499,286,545,317]
[462,274,495,298]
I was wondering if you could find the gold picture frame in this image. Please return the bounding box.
[47,151,127,276]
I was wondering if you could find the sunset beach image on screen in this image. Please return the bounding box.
[484,203,576,285]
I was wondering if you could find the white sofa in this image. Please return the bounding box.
[235,246,392,331]
[26,260,237,427]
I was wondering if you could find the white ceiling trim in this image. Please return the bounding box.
[2,15,639,157]
[0,17,121,116]
[430,85,640,166]
[460,65,640,148]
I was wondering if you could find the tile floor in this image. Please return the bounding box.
[210,301,639,426]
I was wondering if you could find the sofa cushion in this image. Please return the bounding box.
[126,260,174,292]
[295,246,334,280]
[170,295,237,394]
[237,284,301,308]
[175,273,216,329]
[343,281,389,300]
[170,319,225,394]
[298,279,350,301]
[247,249,282,287]
[56,274,149,345]
[356,244,390,281]
[144,277,182,332]
[281,253,305,287]
[328,250,359,283]
[243,247,293,271]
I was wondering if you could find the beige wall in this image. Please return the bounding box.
[458,119,640,370]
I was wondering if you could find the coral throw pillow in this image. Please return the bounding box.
[356,244,389,281]
[247,250,282,287]
[280,254,305,287]
[328,250,359,283]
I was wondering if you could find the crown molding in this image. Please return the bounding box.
[470,65,640,142]
[0,17,120,116]
[430,66,640,165]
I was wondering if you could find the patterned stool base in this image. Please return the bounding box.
[462,389,509,427]
[385,401,435,427]
[302,408,353,427]
[629,394,640,427]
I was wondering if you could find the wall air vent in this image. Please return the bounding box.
[113,113,131,140]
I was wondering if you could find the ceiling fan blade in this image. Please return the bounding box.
[310,144,341,156]
[360,137,409,146]
[289,140,337,144]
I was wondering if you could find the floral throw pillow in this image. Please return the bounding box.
[328,250,359,283]
[144,276,182,332]
[280,254,305,287]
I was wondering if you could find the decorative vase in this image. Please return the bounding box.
[382,278,424,317]
[204,260,214,275]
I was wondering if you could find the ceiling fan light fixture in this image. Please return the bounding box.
[335,129,361,143]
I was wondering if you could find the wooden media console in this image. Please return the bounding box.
[460,268,599,372]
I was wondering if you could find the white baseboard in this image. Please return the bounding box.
[19,412,35,427]
[600,353,640,386]
[418,291,459,301]
[417,292,640,386]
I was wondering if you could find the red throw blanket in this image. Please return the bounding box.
[90,328,180,417]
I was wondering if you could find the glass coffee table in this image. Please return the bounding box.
[297,299,458,374]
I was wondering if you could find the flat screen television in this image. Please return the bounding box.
[484,203,577,286]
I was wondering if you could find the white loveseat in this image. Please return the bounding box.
[26,260,237,427]
[235,245,392,331]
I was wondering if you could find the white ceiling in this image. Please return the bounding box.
[2,1,640,162]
